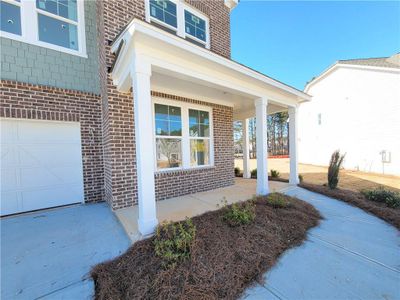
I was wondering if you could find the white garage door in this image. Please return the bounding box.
[1,119,84,216]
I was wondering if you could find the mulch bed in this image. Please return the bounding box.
[91,194,321,300]
[299,183,400,230]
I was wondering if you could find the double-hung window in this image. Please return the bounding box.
[155,103,183,169]
[154,100,213,171]
[0,0,86,56]
[189,109,210,166]
[146,0,209,48]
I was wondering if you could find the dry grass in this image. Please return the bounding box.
[91,194,321,300]
[300,183,400,230]
[235,158,400,192]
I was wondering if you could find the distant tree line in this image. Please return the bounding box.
[234,112,289,158]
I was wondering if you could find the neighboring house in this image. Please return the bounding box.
[299,54,400,175]
[0,0,310,235]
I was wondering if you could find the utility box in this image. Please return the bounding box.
[380,150,391,163]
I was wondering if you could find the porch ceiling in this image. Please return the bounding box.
[110,19,311,120]
[151,72,288,120]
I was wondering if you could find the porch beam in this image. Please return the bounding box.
[242,118,251,179]
[131,56,158,235]
[255,98,269,195]
[289,106,299,185]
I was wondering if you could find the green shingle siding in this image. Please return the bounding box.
[0,0,100,94]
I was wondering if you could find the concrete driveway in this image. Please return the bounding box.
[1,203,130,299]
[243,186,400,300]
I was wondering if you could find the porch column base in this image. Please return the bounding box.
[138,218,159,236]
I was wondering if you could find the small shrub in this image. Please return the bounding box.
[221,198,255,227]
[270,169,280,178]
[327,150,345,189]
[361,188,400,209]
[298,174,304,183]
[266,193,291,208]
[154,218,196,268]
[234,167,241,176]
[251,169,257,178]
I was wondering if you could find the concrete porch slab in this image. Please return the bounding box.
[115,178,290,242]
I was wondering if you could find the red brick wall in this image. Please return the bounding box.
[96,0,233,209]
[0,80,104,203]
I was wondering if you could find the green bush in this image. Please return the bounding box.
[221,198,255,227]
[361,188,400,209]
[234,167,241,176]
[154,218,196,268]
[270,169,280,178]
[298,174,304,183]
[327,150,345,189]
[266,193,291,208]
[250,169,257,178]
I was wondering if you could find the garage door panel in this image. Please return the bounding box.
[18,144,83,167]
[17,121,81,143]
[1,168,18,190]
[1,119,85,216]
[21,184,83,212]
[20,166,83,188]
[1,191,20,215]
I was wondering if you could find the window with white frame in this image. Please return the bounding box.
[189,109,210,166]
[0,0,86,56]
[146,0,209,48]
[153,100,213,170]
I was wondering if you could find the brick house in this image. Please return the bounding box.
[0,0,310,235]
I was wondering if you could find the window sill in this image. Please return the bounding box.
[1,31,88,58]
[155,165,215,176]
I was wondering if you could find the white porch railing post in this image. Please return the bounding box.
[131,55,158,235]
[242,118,251,179]
[289,105,299,185]
[255,98,269,195]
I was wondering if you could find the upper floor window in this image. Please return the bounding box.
[0,0,86,57]
[146,0,209,48]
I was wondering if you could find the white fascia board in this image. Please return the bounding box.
[111,19,311,102]
[305,62,400,93]
[224,0,238,11]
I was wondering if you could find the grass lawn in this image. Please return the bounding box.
[91,193,321,300]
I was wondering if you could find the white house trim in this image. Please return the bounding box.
[305,62,400,93]
[255,98,269,195]
[0,0,87,57]
[288,106,299,184]
[110,19,311,103]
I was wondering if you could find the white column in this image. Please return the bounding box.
[255,98,269,195]
[242,118,251,179]
[131,55,158,235]
[289,106,299,185]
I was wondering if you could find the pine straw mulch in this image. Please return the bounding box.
[299,183,400,230]
[91,194,321,300]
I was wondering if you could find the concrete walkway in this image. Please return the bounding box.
[243,186,400,300]
[1,203,130,300]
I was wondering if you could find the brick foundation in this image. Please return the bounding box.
[0,80,104,203]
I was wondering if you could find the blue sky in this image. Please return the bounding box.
[231,1,400,90]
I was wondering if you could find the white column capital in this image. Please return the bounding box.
[131,54,152,77]
[288,105,298,116]
[254,97,268,107]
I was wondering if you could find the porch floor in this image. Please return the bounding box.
[115,178,290,242]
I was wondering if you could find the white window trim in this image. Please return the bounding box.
[152,97,214,172]
[145,0,210,49]
[0,0,87,58]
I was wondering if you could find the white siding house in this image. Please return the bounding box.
[299,53,400,176]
